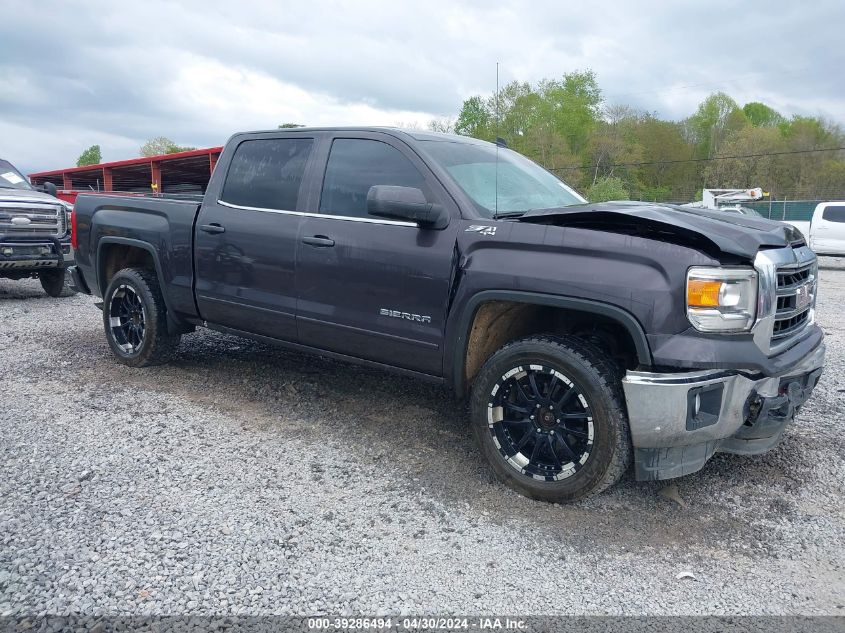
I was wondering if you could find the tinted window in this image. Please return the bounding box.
[822,205,845,223]
[320,139,426,218]
[221,138,312,210]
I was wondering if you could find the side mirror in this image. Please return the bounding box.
[38,182,58,197]
[367,186,448,229]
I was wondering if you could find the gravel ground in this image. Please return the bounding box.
[1,259,844,617]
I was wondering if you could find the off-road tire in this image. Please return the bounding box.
[39,269,76,297]
[470,335,632,503]
[103,268,181,367]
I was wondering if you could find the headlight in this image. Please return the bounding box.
[686,267,757,332]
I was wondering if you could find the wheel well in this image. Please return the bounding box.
[99,244,156,293]
[463,300,641,388]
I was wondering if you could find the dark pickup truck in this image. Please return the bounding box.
[69,127,825,502]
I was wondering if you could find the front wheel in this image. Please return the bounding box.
[39,269,76,297]
[103,268,181,367]
[470,335,632,503]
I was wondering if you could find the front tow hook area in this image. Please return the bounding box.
[725,368,824,451]
[623,342,825,481]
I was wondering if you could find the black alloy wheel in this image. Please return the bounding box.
[102,268,181,367]
[487,364,594,481]
[108,284,147,355]
[470,335,631,502]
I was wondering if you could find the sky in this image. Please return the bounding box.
[1,0,844,175]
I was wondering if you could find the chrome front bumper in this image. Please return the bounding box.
[622,341,825,480]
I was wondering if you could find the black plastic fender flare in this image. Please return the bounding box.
[96,236,188,335]
[448,290,653,394]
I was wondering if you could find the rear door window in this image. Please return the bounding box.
[821,205,845,223]
[221,138,313,210]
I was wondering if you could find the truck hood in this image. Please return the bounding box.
[519,201,803,259]
[0,186,68,207]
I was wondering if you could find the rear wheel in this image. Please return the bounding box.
[470,335,631,503]
[103,268,181,367]
[39,269,76,297]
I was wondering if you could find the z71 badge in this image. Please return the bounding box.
[466,225,497,236]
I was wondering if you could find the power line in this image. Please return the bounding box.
[549,146,845,171]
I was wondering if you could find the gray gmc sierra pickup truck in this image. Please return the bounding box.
[68,127,825,502]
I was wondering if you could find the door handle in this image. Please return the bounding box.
[302,235,335,247]
[200,223,225,234]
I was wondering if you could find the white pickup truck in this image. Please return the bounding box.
[786,202,845,256]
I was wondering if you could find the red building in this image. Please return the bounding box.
[29,147,223,205]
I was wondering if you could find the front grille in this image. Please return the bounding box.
[771,261,815,344]
[0,203,66,238]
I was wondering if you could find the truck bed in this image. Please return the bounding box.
[73,193,202,317]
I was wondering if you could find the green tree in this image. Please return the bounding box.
[586,105,643,185]
[76,145,102,167]
[742,102,785,128]
[447,75,845,203]
[779,115,838,147]
[140,137,196,157]
[456,71,602,185]
[538,71,602,156]
[630,116,696,200]
[278,123,305,128]
[638,185,671,202]
[487,80,537,142]
[685,92,741,157]
[455,95,493,138]
[586,176,629,202]
[776,116,845,198]
[703,126,784,192]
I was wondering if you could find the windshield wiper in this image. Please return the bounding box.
[492,210,527,219]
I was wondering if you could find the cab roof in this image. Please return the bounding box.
[243,127,489,145]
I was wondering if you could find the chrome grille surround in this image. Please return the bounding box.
[0,201,66,238]
[752,245,818,355]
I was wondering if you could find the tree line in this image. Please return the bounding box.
[76,137,197,167]
[73,73,845,204]
[436,71,845,203]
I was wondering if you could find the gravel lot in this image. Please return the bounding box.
[1,259,844,617]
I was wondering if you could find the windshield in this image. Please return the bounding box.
[0,159,33,190]
[420,140,585,218]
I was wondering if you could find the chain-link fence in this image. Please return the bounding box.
[741,200,830,221]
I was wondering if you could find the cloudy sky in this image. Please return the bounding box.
[2,0,843,174]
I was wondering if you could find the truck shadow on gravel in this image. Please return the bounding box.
[52,325,828,558]
[0,285,58,301]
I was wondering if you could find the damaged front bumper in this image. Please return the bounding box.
[621,341,825,481]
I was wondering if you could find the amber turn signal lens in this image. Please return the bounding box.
[687,279,723,307]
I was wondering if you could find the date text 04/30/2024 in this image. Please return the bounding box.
[307,617,527,630]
